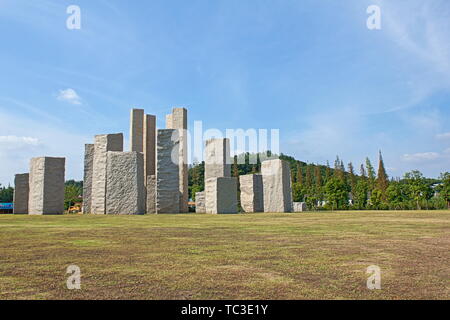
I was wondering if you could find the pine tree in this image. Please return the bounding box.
[314,165,322,188]
[376,151,389,198]
[348,162,357,196]
[325,161,331,182]
[297,163,303,185]
[305,165,313,188]
[366,157,376,190]
[360,164,367,178]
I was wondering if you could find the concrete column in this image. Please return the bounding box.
[28,157,65,215]
[239,174,264,213]
[82,144,94,214]
[262,159,293,213]
[91,133,123,214]
[146,175,156,214]
[204,138,231,180]
[130,109,144,152]
[105,151,145,215]
[144,114,156,180]
[13,173,29,214]
[156,129,180,213]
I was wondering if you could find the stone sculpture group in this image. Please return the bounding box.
[12,108,307,215]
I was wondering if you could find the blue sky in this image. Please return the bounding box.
[0,0,449,184]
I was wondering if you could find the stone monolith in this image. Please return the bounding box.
[105,151,145,215]
[82,144,94,214]
[239,174,264,213]
[146,175,156,214]
[205,177,238,214]
[156,129,180,213]
[13,173,29,214]
[91,133,123,214]
[262,159,293,213]
[195,191,206,213]
[28,157,65,215]
[130,108,144,153]
[204,138,231,180]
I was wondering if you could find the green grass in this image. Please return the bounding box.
[0,211,449,300]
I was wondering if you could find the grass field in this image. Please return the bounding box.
[0,211,449,300]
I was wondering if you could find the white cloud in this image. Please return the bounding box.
[0,135,40,147]
[57,88,82,105]
[436,132,450,140]
[403,152,440,162]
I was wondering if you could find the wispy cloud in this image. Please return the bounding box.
[0,135,40,148]
[57,88,82,105]
[436,132,450,140]
[403,152,440,162]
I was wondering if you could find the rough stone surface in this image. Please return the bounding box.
[195,191,206,213]
[293,202,307,212]
[239,174,264,213]
[105,151,145,215]
[204,138,231,180]
[91,133,123,214]
[28,157,65,215]
[205,177,238,214]
[165,114,173,129]
[156,129,180,213]
[146,175,156,214]
[130,109,144,153]
[144,114,156,179]
[82,144,94,214]
[262,159,293,213]
[170,108,188,213]
[13,173,29,214]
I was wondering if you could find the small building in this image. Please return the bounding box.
[0,203,14,214]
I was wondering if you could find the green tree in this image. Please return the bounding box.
[366,157,376,191]
[354,179,369,209]
[324,178,348,210]
[297,163,303,185]
[292,182,305,202]
[0,184,14,203]
[403,170,432,210]
[437,172,450,209]
[376,151,389,199]
[65,183,82,210]
[386,181,406,210]
[370,188,383,209]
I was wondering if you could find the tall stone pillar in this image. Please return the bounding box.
[156,129,180,213]
[146,175,156,214]
[91,133,123,214]
[105,151,145,215]
[13,173,29,214]
[144,114,156,180]
[262,159,293,213]
[82,144,94,214]
[205,138,231,180]
[28,157,65,215]
[130,109,144,152]
[239,174,264,213]
[204,138,236,214]
[169,108,188,213]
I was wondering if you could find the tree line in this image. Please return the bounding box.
[189,151,450,210]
